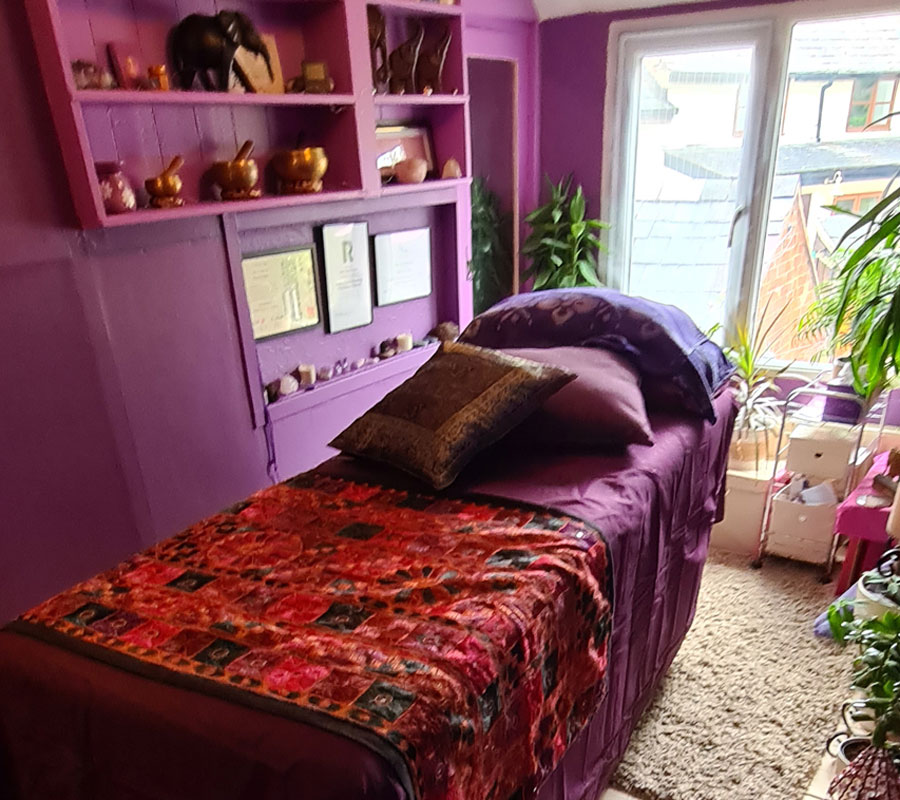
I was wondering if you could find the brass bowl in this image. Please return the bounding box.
[145,173,183,198]
[272,147,329,186]
[210,159,259,194]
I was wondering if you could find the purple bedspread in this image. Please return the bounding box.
[0,392,734,800]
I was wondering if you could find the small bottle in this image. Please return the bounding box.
[148,64,169,91]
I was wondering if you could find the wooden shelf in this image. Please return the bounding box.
[379,177,471,196]
[374,93,468,106]
[371,1,462,17]
[266,343,440,422]
[74,90,356,108]
[102,189,367,227]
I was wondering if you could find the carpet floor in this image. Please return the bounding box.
[612,553,853,800]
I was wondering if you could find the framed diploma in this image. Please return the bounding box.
[321,222,373,333]
[240,247,320,341]
[374,228,433,306]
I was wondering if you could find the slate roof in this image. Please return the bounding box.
[789,15,900,77]
[664,138,900,183]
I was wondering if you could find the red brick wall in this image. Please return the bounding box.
[754,190,826,361]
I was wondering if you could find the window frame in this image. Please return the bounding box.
[845,75,898,132]
[601,0,899,351]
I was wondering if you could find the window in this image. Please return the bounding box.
[846,75,897,132]
[606,11,900,365]
[833,192,883,215]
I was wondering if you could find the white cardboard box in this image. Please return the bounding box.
[712,468,772,555]
[767,482,837,564]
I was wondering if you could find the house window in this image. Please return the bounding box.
[846,76,897,132]
[833,192,883,215]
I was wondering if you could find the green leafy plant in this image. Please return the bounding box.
[522,175,608,290]
[828,607,900,750]
[825,112,900,400]
[725,300,791,470]
[468,178,513,315]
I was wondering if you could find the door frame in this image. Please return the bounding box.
[467,55,521,293]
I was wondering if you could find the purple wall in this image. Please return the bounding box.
[0,1,540,623]
[470,59,517,214]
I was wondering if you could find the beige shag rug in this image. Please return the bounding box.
[612,553,853,800]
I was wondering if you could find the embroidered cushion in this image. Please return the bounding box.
[502,347,654,447]
[459,288,733,422]
[330,342,574,489]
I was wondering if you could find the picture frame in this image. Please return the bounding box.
[374,228,433,306]
[321,222,373,333]
[375,124,435,182]
[240,246,320,341]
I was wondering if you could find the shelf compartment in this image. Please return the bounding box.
[75,90,357,108]
[379,177,470,196]
[367,4,465,96]
[56,0,355,95]
[82,102,363,222]
[374,102,469,185]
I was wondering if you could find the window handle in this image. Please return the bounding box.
[728,205,748,248]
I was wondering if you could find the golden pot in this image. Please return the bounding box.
[211,159,259,195]
[272,147,329,194]
[145,173,183,198]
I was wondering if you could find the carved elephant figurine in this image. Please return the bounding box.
[169,11,273,92]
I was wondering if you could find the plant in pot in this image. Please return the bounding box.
[828,606,900,798]
[522,175,608,290]
[725,299,790,472]
[469,178,513,316]
[855,549,900,621]
[821,149,900,405]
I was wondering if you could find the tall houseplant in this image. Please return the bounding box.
[469,178,513,315]
[726,300,790,471]
[825,112,900,401]
[522,176,608,290]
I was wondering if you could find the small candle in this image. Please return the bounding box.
[396,332,413,353]
[278,374,299,397]
[297,364,316,386]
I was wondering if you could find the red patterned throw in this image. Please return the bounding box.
[13,473,613,800]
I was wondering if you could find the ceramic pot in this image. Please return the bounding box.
[856,574,900,621]
[271,147,329,194]
[96,162,136,214]
[394,157,428,184]
[827,732,871,773]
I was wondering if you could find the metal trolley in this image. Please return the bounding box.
[752,380,887,578]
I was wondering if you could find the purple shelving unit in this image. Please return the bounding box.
[24,0,470,229]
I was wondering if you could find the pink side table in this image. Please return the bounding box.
[834,451,893,595]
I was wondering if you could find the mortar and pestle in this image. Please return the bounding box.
[211,140,261,201]
[272,146,329,195]
[145,156,186,209]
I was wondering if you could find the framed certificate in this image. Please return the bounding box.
[321,222,373,333]
[240,247,320,341]
[374,228,433,306]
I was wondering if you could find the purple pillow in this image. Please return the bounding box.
[460,289,733,422]
[503,347,654,447]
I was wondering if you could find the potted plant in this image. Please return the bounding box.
[856,549,900,621]
[522,175,608,290]
[823,164,900,403]
[725,300,790,472]
[828,606,900,798]
[469,178,513,315]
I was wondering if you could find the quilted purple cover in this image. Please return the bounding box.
[459,289,734,422]
[0,393,734,800]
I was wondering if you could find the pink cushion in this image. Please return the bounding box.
[502,347,654,447]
